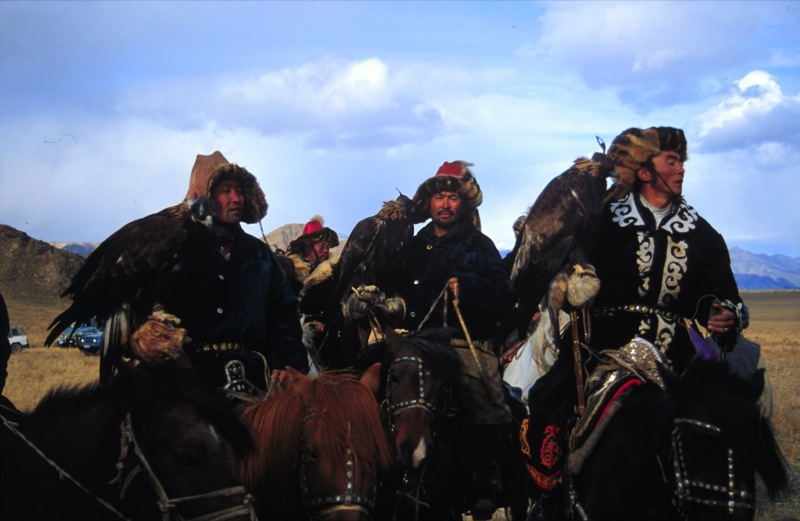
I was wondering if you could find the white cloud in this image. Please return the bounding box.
[533,2,796,110]
[690,71,800,152]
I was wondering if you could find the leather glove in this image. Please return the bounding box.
[375,296,406,326]
[131,310,189,362]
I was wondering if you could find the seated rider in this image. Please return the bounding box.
[402,161,515,518]
[523,127,747,520]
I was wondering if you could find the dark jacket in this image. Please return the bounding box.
[401,222,513,343]
[163,225,307,372]
[590,193,745,372]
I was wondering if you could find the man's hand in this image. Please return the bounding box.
[707,302,736,334]
[448,277,460,300]
[270,369,289,388]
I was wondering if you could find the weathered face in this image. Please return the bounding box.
[306,240,330,263]
[429,191,464,231]
[639,150,685,203]
[211,179,244,225]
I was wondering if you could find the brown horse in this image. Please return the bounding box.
[240,365,394,520]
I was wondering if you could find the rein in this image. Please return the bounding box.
[113,412,256,521]
[1,407,131,520]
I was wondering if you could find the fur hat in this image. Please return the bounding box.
[411,160,483,227]
[606,127,687,202]
[184,151,268,223]
[287,215,340,254]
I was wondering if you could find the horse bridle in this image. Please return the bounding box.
[671,417,755,515]
[115,412,256,521]
[384,356,440,426]
[298,412,376,519]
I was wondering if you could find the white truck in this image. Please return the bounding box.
[8,324,30,354]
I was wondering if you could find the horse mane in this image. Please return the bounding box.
[240,371,394,504]
[303,372,394,475]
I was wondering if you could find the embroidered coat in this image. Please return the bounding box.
[589,192,745,372]
[162,226,308,372]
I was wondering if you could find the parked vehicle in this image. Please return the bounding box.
[55,327,75,347]
[8,325,30,354]
[78,331,103,356]
[70,326,102,347]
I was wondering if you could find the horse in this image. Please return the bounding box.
[0,361,257,521]
[240,364,394,520]
[370,327,529,521]
[566,352,788,521]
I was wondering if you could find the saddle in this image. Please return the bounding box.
[567,338,667,474]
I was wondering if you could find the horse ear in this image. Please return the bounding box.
[359,363,381,395]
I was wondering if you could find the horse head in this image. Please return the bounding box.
[241,365,393,521]
[116,362,257,520]
[383,327,461,470]
[662,359,788,520]
[1,360,257,521]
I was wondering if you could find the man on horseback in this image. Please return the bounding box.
[524,127,747,520]
[398,161,515,518]
[131,154,309,394]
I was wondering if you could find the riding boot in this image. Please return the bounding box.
[467,423,508,520]
[526,486,564,521]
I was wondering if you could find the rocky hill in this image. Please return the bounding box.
[1,224,84,307]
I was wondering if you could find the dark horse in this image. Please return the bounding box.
[1,361,257,521]
[240,365,394,521]
[367,328,528,521]
[567,354,787,521]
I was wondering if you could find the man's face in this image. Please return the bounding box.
[643,150,685,199]
[307,240,330,263]
[430,191,464,230]
[211,179,244,225]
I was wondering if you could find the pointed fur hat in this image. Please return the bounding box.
[184,151,268,223]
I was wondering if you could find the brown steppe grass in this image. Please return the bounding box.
[4,290,799,519]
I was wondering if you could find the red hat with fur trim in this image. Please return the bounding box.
[411,160,483,228]
[287,215,340,254]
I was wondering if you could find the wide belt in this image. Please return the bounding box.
[191,342,246,353]
[592,304,681,322]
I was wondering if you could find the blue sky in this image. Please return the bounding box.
[1,1,799,256]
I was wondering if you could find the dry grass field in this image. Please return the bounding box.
[4,290,799,519]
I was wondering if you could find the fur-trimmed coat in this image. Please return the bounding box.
[401,222,514,343]
[589,192,745,373]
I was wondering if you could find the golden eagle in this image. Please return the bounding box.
[44,152,233,383]
[332,194,415,349]
[511,148,618,338]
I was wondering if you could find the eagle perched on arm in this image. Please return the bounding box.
[333,194,415,349]
[511,143,622,339]
[44,152,263,384]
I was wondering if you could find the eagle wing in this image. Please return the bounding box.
[334,215,383,307]
[46,202,198,382]
[511,159,608,330]
[334,197,413,308]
